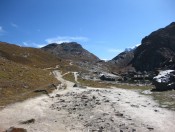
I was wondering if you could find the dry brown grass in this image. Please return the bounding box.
[78,77,152,90]
[0,42,72,106]
[62,72,76,83]
[151,90,175,111]
[0,42,65,68]
[59,64,87,74]
[0,58,60,106]
[0,42,152,107]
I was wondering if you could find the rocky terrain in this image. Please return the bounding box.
[153,70,175,91]
[0,42,64,106]
[110,22,175,73]
[41,42,100,62]
[0,22,175,132]
[106,22,175,90]
[42,42,114,73]
[0,70,174,132]
[109,49,134,69]
[132,22,175,71]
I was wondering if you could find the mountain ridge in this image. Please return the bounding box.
[131,22,175,71]
[0,42,63,68]
[41,42,100,62]
[109,22,175,72]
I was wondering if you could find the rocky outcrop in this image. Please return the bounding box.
[99,73,119,81]
[20,119,35,124]
[153,70,175,91]
[6,127,27,132]
[42,42,100,62]
[132,22,175,71]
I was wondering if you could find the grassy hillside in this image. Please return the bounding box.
[0,58,59,106]
[0,42,66,106]
[0,42,63,68]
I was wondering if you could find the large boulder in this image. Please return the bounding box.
[99,73,118,81]
[6,127,27,132]
[153,70,175,91]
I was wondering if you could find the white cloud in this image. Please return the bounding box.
[130,43,141,49]
[45,36,89,44]
[101,59,109,62]
[22,41,46,48]
[136,43,141,47]
[36,44,46,48]
[11,23,18,28]
[123,43,141,52]
[0,26,5,33]
[21,36,89,48]
[0,26,5,36]
[23,42,29,46]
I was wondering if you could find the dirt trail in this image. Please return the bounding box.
[0,70,175,132]
[73,72,79,83]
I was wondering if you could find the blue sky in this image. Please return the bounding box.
[0,0,175,60]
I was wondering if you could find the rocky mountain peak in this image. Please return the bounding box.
[168,22,175,27]
[42,42,82,50]
[58,42,83,51]
[60,42,82,47]
[132,22,175,71]
[42,43,58,49]
[42,42,100,61]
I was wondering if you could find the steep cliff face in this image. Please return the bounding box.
[132,22,175,71]
[42,42,100,62]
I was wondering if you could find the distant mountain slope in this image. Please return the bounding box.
[0,42,62,68]
[41,42,100,62]
[0,42,61,106]
[0,57,59,105]
[131,22,175,71]
[109,49,134,68]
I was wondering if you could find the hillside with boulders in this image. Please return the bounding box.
[132,22,175,71]
[0,23,175,132]
[110,22,175,73]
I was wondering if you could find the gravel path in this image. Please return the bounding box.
[0,70,174,132]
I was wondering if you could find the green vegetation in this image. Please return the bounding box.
[0,58,60,106]
[0,42,67,106]
[78,78,111,88]
[77,77,175,111]
[78,77,151,90]
[114,83,152,90]
[151,90,175,111]
[0,41,65,107]
[62,72,76,83]
[78,77,175,111]
[59,64,86,74]
[0,42,174,112]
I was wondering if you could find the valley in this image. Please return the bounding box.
[0,70,174,132]
[0,22,175,132]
